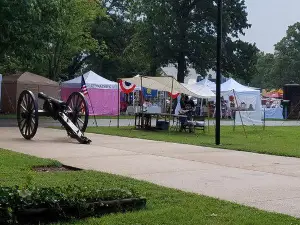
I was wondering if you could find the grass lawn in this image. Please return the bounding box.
[87,126,300,158]
[0,149,299,225]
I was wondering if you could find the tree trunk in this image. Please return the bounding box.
[177,52,185,83]
[149,61,157,76]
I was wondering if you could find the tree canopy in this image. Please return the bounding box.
[251,22,300,89]
[1,0,259,84]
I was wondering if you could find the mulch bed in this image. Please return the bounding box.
[32,165,82,172]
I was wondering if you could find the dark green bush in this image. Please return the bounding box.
[0,185,145,224]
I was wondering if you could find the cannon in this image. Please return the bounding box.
[16,90,91,144]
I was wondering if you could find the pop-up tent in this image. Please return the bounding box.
[121,76,215,98]
[61,71,119,115]
[1,72,59,113]
[196,77,216,91]
[219,78,262,125]
[182,83,216,99]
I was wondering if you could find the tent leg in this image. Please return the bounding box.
[233,90,247,138]
[117,79,120,128]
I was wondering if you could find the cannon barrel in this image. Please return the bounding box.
[38,92,48,101]
[38,92,66,108]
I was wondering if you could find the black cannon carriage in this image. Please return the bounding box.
[16,90,91,144]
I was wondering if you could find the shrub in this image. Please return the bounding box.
[0,185,146,224]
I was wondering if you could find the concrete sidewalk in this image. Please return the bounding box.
[1,127,300,217]
[1,118,300,128]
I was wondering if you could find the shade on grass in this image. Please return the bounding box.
[87,126,300,158]
[0,149,299,225]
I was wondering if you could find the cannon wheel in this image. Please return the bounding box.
[66,92,89,133]
[17,90,39,140]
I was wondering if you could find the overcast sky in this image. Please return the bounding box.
[240,0,300,53]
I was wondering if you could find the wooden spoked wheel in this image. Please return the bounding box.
[17,90,39,140]
[66,92,89,133]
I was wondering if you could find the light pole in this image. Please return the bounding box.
[215,0,222,145]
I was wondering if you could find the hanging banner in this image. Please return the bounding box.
[142,87,158,98]
[168,92,180,99]
[119,80,136,94]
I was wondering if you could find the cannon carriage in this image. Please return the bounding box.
[16,90,91,144]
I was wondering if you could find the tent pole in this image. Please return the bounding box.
[215,0,222,145]
[117,79,120,128]
[263,107,266,131]
[200,98,203,116]
[207,98,209,133]
[233,89,247,138]
[87,92,98,127]
[140,76,144,128]
[169,77,174,131]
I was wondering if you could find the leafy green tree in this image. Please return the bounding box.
[86,2,152,81]
[252,22,300,89]
[0,0,104,81]
[222,39,259,84]
[272,22,300,86]
[128,0,252,82]
[251,52,276,89]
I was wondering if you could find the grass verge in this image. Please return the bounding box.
[87,126,300,158]
[0,148,299,224]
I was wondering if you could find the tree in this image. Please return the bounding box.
[33,0,103,81]
[221,39,259,84]
[252,22,300,89]
[0,0,43,73]
[251,52,276,89]
[0,0,104,81]
[128,0,252,82]
[85,1,153,81]
[272,22,300,86]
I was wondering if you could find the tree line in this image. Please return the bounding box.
[251,22,300,89]
[0,0,259,84]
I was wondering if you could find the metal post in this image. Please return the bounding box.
[140,76,144,128]
[117,79,120,128]
[263,107,266,130]
[169,77,174,131]
[215,0,222,145]
[207,98,210,133]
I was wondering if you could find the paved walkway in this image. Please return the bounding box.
[1,127,300,217]
[1,118,300,128]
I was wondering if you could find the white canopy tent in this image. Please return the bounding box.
[61,71,118,89]
[182,83,216,99]
[196,77,216,91]
[218,78,262,125]
[120,76,215,99]
[61,71,119,115]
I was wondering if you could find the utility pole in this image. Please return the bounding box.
[215,0,222,145]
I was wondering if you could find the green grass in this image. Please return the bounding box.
[86,126,300,158]
[0,148,299,225]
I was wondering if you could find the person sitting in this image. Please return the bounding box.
[178,95,195,132]
[248,104,254,111]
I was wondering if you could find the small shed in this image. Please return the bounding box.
[1,72,60,113]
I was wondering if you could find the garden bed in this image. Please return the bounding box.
[0,185,146,224]
[32,165,82,172]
